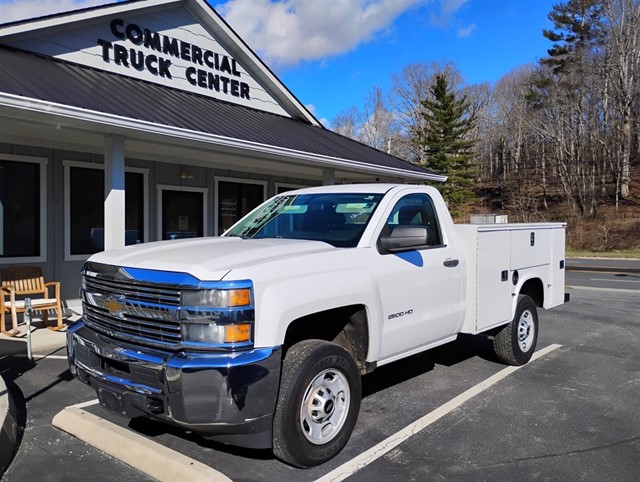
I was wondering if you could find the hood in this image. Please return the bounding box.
[88,237,335,281]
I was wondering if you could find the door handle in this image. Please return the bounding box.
[443,259,459,268]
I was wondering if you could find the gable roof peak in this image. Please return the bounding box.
[0,0,320,126]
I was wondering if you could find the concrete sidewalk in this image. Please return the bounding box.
[0,318,71,355]
[0,317,73,477]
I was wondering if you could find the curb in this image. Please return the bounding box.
[0,375,19,477]
[52,406,231,482]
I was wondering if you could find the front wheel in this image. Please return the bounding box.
[493,295,539,366]
[273,340,361,468]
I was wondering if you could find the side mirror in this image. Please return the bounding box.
[379,226,430,252]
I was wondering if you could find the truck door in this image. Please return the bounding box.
[374,193,464,359]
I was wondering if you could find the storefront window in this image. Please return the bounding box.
[69,166,145,255]
[125,172,145,245]
[69,167,103,255]
[160,189,204,240]
[0,160,40,258]
[217,180,265,234]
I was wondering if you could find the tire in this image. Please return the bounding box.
[272,340,361,468]
[493,295,539,366]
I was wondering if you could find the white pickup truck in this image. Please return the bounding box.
[67,184,568,467]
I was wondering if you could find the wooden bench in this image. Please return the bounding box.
[1,266,65,336]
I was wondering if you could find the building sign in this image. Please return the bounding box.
[97,19,251,100]
[5,6,288,116]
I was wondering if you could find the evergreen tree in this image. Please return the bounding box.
[541,0,605,77]
[415,74,477,217]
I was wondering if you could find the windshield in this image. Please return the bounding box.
[223,193,384,247]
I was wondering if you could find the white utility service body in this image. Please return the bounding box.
[67,183,567,468]
[455,223,567,334]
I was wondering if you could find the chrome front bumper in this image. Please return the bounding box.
[66,320,281,449]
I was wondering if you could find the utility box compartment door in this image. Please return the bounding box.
[476,230,511,330]
[550,227,566,308]
[510,228,552,270]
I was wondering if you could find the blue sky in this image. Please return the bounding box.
[0,0,557,124]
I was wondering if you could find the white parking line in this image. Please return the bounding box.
[316,343,562,482]
[70,398,99,409]
[33,354,68,360]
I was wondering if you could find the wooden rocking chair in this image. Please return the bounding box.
[1,266,65,336]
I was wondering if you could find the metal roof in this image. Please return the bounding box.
[0,46,440,180]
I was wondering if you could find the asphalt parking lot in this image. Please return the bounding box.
[2,286,640,481]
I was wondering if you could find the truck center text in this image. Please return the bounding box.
[97,18,251,100]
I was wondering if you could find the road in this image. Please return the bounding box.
[566,257,640,272]
[2,280,639,481]
[566,257,640,291]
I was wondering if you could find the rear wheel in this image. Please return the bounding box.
[273,340,361,468]
[494,295,538,366]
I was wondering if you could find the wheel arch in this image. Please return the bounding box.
[518,277,544,308]
[282,304,371,375]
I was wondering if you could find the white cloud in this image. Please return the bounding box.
[457,22,475,38]
[430,0,468,27]
[0,0,115,24]
[214,0,423,67]
[305,103,328,125]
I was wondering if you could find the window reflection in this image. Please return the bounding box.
[217,181,264,234]
[69,167,145,254]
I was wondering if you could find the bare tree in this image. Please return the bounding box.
[330,106,362,140]
[603,0,640,199]
[360,85,396,151]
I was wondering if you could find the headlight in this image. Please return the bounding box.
[181,321,252,344]
[181,288,251,308]
[180,284,254,348]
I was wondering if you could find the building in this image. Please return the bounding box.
[0,0,443,311]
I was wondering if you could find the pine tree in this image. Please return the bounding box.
[416,74,477,217]
[541,0,605,77]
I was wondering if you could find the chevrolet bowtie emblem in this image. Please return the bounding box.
[105,296,126,316]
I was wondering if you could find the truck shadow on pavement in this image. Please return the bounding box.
[0,340,33,378]
[127,416,274,461]
[0,341,73,403]
[362,333,498,397]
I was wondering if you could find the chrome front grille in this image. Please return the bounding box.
[82,270,183,349]
[83,304,181,344]
[83,275,181,306]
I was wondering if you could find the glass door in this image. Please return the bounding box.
[160,189,204,240]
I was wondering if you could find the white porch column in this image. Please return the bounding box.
[104,134,126,250]
[322,168,335,186]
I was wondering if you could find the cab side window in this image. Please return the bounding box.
[382,193,443,246]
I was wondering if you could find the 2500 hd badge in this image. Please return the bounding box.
[388,309,414,320]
